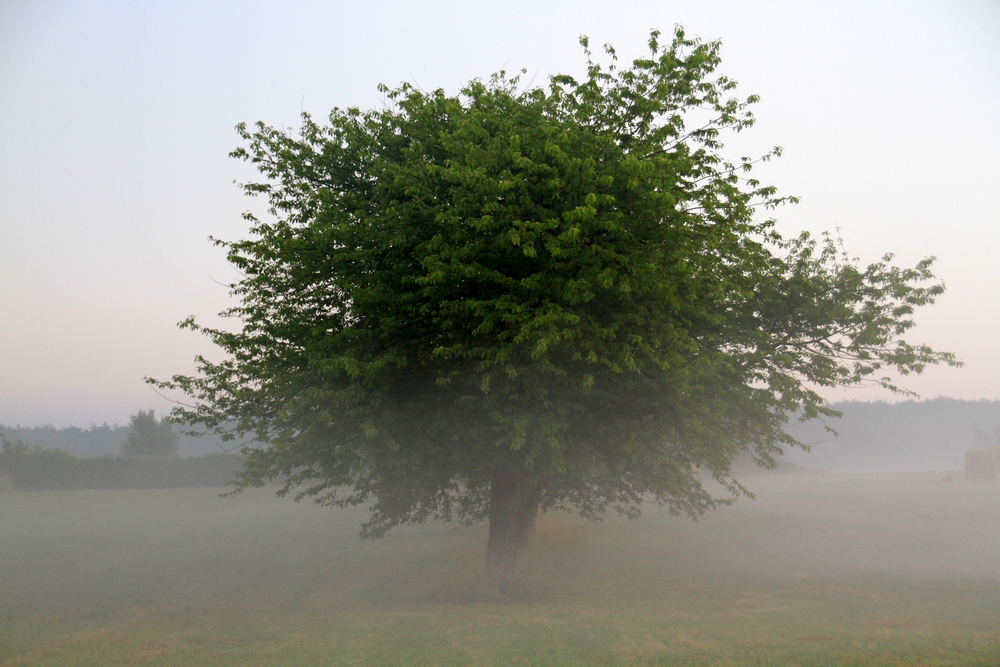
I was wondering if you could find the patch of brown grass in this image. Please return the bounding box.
[133,640,182,662]
[865,617,921,630]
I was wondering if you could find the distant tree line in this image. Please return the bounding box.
[0,440,240,491]
[2,400,996,483]
[0,415,234,458]
[0,410,241,491]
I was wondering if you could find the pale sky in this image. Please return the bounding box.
[2,0,998,427]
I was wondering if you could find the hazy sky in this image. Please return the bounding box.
[2,0,998,427]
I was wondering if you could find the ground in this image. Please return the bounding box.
[1,471,998,666]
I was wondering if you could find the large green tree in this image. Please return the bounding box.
[154,29,957,586]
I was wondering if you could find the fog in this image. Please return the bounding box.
[5,406,997,661]
[2,471,998,663]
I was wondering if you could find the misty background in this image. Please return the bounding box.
[2,398,997,473]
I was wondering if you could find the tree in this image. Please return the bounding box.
[153,28,958,588]
[121,409,179,458]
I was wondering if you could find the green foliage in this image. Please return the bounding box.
[153,28,958,539]
[121,409,179,458]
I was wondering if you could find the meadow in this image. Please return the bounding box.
[1,471,998,666]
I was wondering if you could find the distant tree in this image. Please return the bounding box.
[0,433,29,456]
[121,410,178,458]
[153,28,958,588]
[0,434,25,492]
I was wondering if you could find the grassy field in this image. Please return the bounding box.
[1,471,998,666]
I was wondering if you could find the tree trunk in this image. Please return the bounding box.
[484,460,545,590]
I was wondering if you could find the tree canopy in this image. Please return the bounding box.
[153,28,958,584]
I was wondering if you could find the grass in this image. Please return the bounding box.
[1,472,998,665]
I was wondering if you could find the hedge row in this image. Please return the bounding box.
[0,447,241,491]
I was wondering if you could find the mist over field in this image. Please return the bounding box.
[3,398,1000,664]
[6,398,998,471]
[2,470,998,665]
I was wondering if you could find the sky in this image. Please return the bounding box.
[1,0,998,428]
